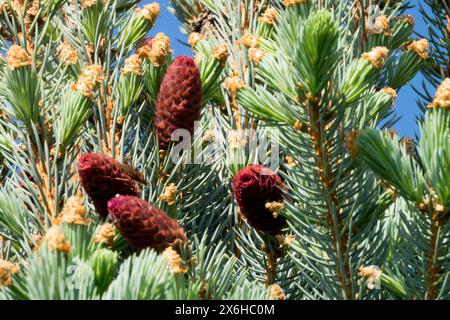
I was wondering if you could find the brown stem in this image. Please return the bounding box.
[231,208,243,259]
[31,144,56,221]
[424,19,449,299]
[354,0,368,50]
[263,237,282,287]
[307,98,353,299]
[426,212,444,300]
[100,85,121,159]
[445,15,450,77]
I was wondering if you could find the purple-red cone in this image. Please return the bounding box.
[233,165,286,235]
[153,56,203,150]
[77,153,141,218]
[108,195,187,251]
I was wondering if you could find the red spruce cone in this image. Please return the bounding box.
[108,195,187,251]
[153,56,203,149]
[233,165,287,235]
[77,153,141,218]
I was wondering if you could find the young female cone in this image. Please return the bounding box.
[77,153,141,218]
[108,195,187,252]
[233,165,287,235]
[153,56,203,149]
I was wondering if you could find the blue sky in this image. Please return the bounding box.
[394,1,429,137]
[150,0,430,137]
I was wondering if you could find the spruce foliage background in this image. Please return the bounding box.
[0,0,448,300]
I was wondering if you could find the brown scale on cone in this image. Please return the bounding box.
[233,165,287,235]
[108,195,187,252]
[153,56,203,150]
[77,153,141,218]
